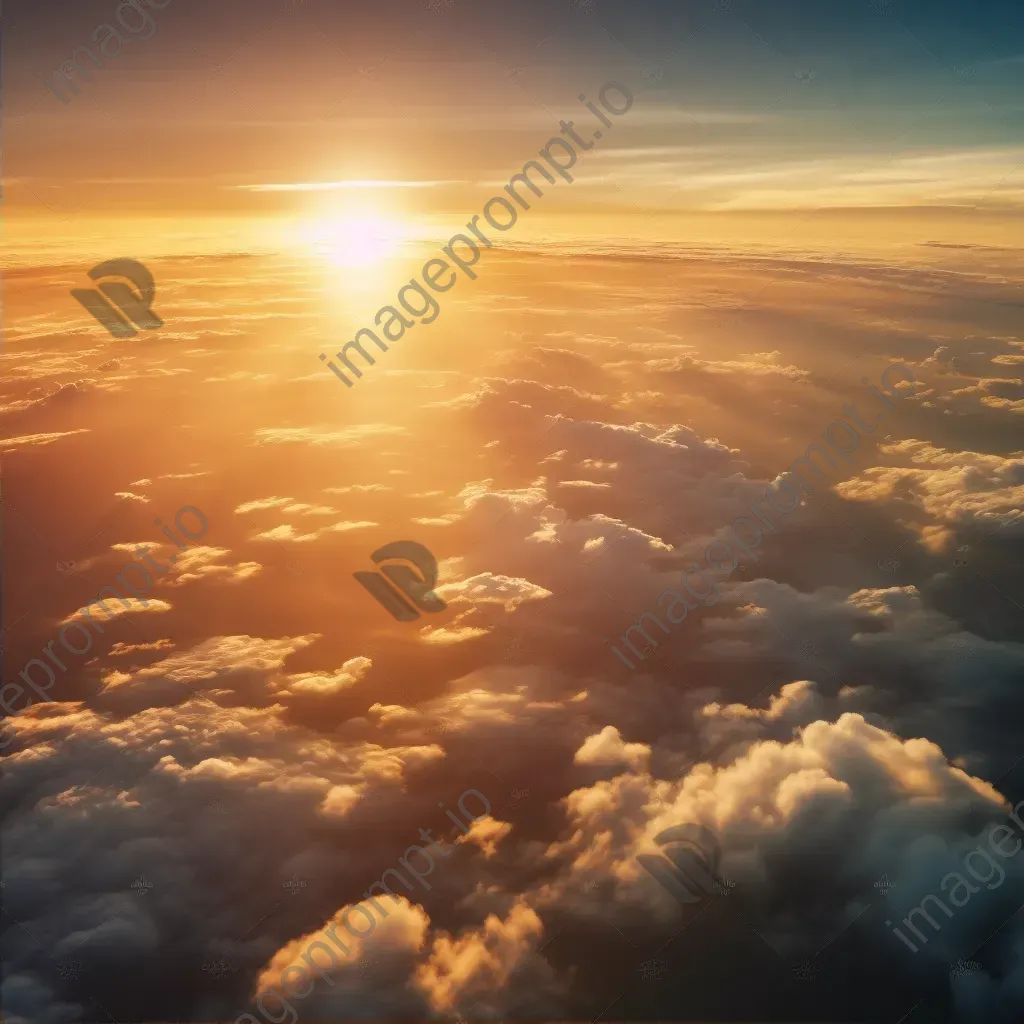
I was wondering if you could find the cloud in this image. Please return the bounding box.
[108,640,175,657]
[0,429,90,450]
[252,524,321,543]
[281,503,339,516]
[235,496,294,513]
[237,179,465,192]
[253,425,404,446]
[836,440,1024,551]
[160,546,263,586]
[455,816,513,859]
[324,484,392,494]
[436,573,553,613]
[413,901,549,1016]
[62,596,172,625]
[556,479,612,490]
[574,725,651,771]
[91,633,323,710]
[280,657,372,697]
[419,626,492,645]
[645,351,811,381]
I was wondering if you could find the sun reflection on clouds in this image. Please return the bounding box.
[296,213,409,268]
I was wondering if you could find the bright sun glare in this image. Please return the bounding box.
[300,213,407,268]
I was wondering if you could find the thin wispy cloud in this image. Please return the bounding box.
[971,52,1024,70]
[234,180,466,193]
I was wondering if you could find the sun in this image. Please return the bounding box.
[299,212,407,268]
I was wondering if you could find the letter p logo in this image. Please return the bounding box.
[71,258,164,339]
[354,541,447,622]
[636,824,724,905]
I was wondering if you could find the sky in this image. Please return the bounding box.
[6,0,1024,249]
[4,2,1024,1024]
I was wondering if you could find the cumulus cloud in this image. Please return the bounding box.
[412,901,550,1016]
[62,596,173,625]
[436,573,553,612]
[255,897,431,1011]
[574,725,651,771]
[158,546,263,586]
[455,815,514,858]
[280,656,372,696]
[91,633,323,711]
[836,439,1024,551]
